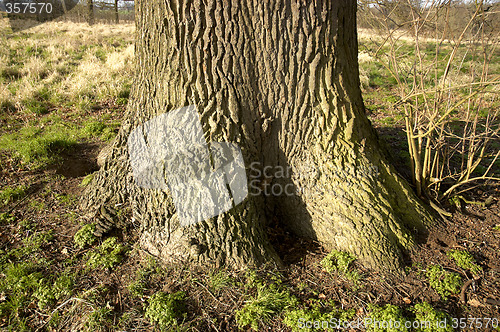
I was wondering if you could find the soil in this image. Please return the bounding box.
[0,105,499,331]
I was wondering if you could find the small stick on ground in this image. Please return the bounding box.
[460,279,474,304]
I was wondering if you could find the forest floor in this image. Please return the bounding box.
[0,20,499,332]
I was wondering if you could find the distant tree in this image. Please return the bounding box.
[87,0,94,25]
[114,0,119,24]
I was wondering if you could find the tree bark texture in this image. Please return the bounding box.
[81,0,433,274]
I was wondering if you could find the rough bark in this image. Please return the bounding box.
[81,0,434,274]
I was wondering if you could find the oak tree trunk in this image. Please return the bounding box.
[82,0,433,274]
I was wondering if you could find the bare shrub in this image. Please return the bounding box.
[358,0,500,211]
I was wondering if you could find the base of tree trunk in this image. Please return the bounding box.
[80,0,435,275]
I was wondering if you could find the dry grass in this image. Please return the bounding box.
[0,19,134,114]
[358,28,448,44]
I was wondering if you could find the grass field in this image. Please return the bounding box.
[0,20,499,331]
[0,19,132,170]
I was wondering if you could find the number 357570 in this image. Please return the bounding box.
[5,2,53,14]
[451,318,499,329]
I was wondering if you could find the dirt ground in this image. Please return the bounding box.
[1,100,499,331]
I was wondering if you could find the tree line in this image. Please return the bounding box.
[358,0,500,40]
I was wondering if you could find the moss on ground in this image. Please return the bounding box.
[145,291,186,330]
[321,250,360,282]
[447,249,482,276]
[426,265,462,300]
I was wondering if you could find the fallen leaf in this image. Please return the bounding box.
[468,298,481,307]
